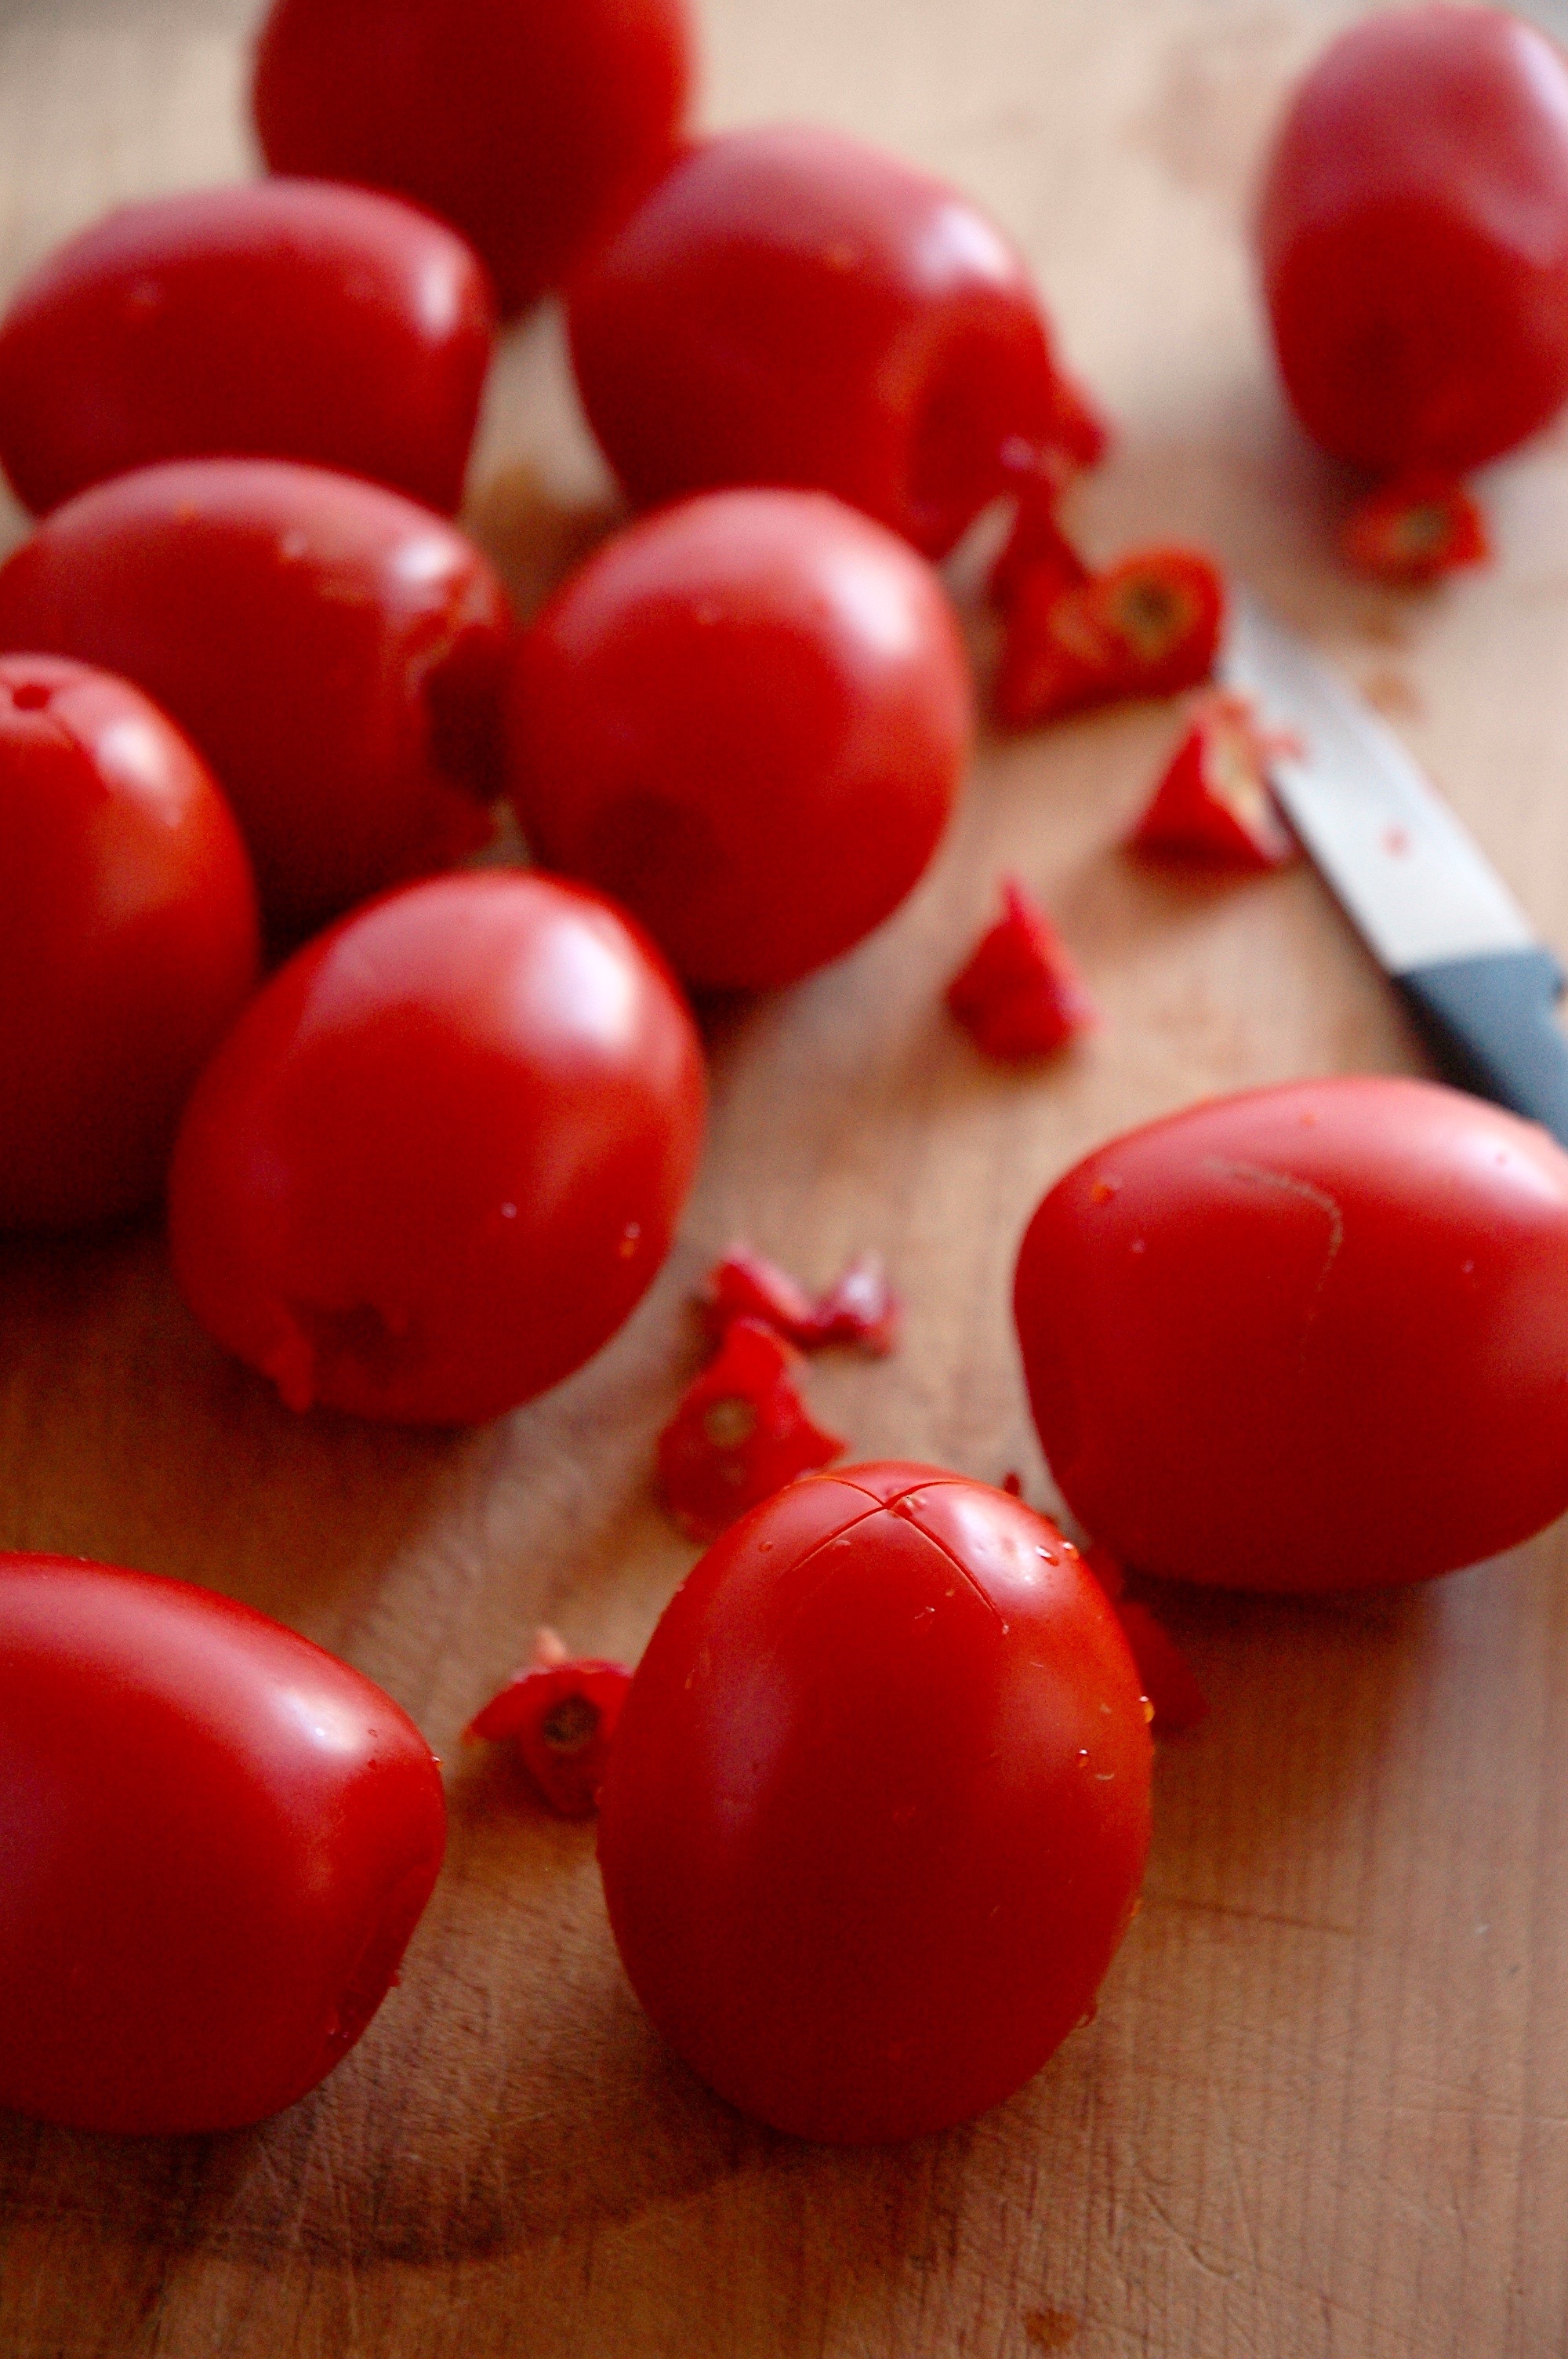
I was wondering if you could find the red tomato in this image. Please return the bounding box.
[597,1463,1152,2143]
[1014,1076,1568,1593]
[168,871,706,1427]
[0,180,495,518]
[0,1552,445,2135]
[509,490,971,990]
[0,653,260,1231]
[567,125,1065,558]
[1258,6,1568,474]
[0,459,512,933]
[252,0,691,317]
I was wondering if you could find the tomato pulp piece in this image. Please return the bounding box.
[946,876,1098,1060]
[597,1463,1152,2143]
[988,456,1090,611]
[995,547,1225,726]
[1129,692,1298,871]
[657,1318,845,1542]
[468,1656,632,1817]
[699,1243,901,1355]
[1341,474,1490,586]
[1258,8,1568,475]
[1109,1599,1209,1736]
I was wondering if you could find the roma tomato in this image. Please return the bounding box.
[252,0,692,316]
[0,653,259,1231]
[509,490,971,990]
[0,460,512,933]
[597,1463,1152,2143]
[1014,1076,1568,1592]
[0,1552,445,2135]
[0,180,495,518]
[168,871,706,1427]
[567,125,1065,558]
[1258,7,1568,474]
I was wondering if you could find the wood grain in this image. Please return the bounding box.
[4,0,1568,2352]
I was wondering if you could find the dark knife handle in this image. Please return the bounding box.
[1399,946,1568,1145]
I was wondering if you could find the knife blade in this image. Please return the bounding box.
[1218,586,1568,1146]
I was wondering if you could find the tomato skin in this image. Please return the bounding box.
[0,460,513,933]
[597,1463,1152,2144]
[1258,6,1568,474]
[252,0,691,317]
[509,490,971,990]
[567,126,1060,558]
[167,871,707,1427]
[0,180,495,518]
[0,1553,445,2135]
[0,654,260,1231]
[1013,1076,1568,1593]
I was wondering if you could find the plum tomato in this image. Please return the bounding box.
[1014,1075,1568,1593]
[508,490,972,990]
[0,654,260,1231]
[167,871,706,1427]
[0,1552,445,2135]
[252,0,692,317]
[0,459,513,934]
[567,125,1069,558]
[597,1463,1152,2143]
[1258,6,1568,475]
[0,180,495,518]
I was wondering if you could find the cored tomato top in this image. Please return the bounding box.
[0,180,495,516]
[1258,5,1568,473]
[568,124,1061,557]
[253,0,692,316]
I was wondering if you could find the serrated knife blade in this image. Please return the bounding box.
[1218,587,1568,1144]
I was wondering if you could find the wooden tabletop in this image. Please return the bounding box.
[5,0,1568,2352]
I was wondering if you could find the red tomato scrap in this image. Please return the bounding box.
[168,871,706,1427]
[0,180,495,518]
[597,1463,1153,2143]
[0,457,513,932]
[988,450,1090,611]
[946,876,1098,1060]
[656,1317,844,1542]
[568,125,1080,558]
[467,1642,632,1819]
[1110,1598,1210,1736]
[995,547,1225,726]
[699,1243,901,1355]
[254,0,692,316]
[508,489,972,991]
[1014,1075,1568,1591]
[0,1552,445,2135]
[1128,692,1298,871]
[0,653,260,1231]
[1258,6,1568,477]
[1340,473,1490,586]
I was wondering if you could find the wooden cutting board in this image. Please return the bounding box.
[5,0,1568,2352]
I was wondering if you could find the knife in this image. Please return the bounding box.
[1218,587,1568,1147]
